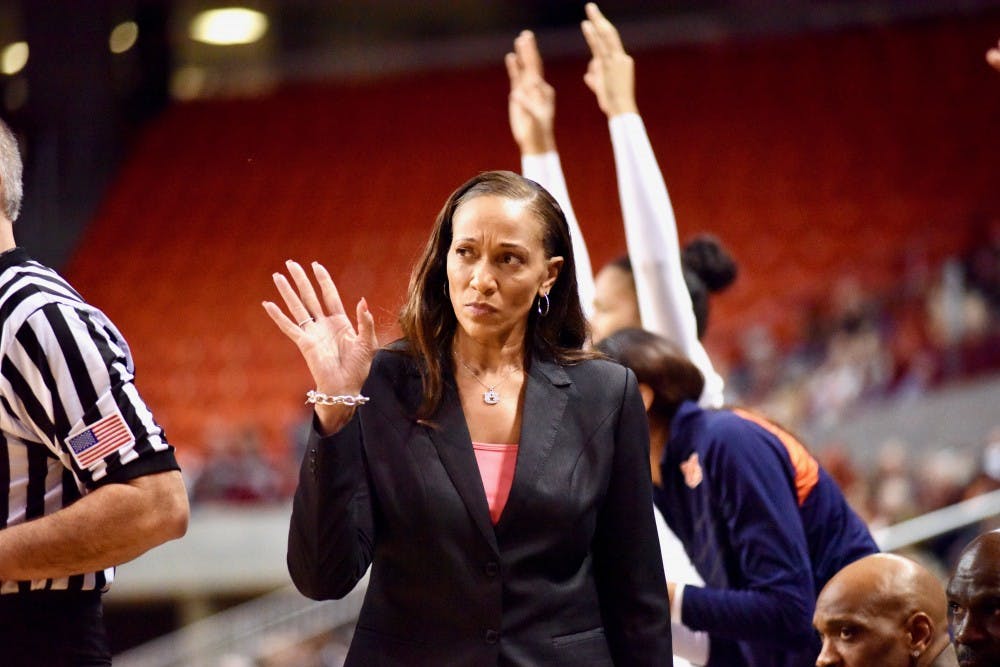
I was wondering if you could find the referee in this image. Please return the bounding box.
[0,117,189,665]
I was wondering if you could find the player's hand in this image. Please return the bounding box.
[506,30,557,155]
[581,3,638,118]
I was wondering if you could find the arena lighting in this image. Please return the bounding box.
[109,21,139,54]
[1,41,28,76]
[189,7,269,45]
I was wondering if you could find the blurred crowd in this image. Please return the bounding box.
[727,216,1000,432]
[819,428,999,571]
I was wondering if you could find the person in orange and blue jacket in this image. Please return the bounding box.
[598,327,879,667]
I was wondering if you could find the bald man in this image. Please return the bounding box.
[947,530,1000,667]
[813,553,958,667]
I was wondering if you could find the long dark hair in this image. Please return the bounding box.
[596,328,704,427]
[399,170,594,418]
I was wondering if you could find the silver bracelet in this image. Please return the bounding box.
[305,390,370,407]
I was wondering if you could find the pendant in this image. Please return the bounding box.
[483,388,500,405]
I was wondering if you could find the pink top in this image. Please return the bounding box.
[472,442,519,524]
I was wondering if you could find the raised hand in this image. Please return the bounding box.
[263,260,378,433]
[505,30,557,155]
[581,2,638,118]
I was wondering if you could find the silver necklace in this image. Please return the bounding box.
[455,355,519,406]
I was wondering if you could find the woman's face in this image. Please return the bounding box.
[591,264,640,344]
[447,194,561,347]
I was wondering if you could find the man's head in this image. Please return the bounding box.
[0,117,23,223]
[813,553,953,667]
[947,530,1000,667]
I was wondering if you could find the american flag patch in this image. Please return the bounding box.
[67,412,134,469]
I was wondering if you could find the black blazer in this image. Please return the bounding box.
[287,347,672,666]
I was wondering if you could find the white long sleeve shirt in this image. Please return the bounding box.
[608,113,725,409]
[521,151,596,322]
[521,114,725,408]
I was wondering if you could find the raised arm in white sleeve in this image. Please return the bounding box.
[521,152,595,321]
[608,114,725,408]
[507,30,596,321]
[582,4,724,407]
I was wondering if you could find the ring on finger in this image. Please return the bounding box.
[297,317,315,328]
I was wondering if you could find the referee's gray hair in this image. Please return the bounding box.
[0,117,23,222]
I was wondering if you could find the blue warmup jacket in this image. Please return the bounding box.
[655,401,878,667]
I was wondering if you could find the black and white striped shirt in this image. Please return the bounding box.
[0,248,179,594]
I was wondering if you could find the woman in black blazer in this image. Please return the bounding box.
[263,170,672,666]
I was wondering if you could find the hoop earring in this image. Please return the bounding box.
[537,292,550,316]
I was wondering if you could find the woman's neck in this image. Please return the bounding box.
[648,420,670,487]
[452,331,525,373]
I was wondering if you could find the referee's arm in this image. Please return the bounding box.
[0,302,188,581]
[0,470,187,580]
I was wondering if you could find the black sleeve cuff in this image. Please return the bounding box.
[91,449,181,488]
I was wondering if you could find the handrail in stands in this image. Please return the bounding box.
[873,488,1000,553]
[114,576,368,667]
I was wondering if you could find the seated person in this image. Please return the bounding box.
[947,529,1000,667]
[814,553,958,667]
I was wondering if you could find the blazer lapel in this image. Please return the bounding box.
[495,356,571,534]
[425,375,500,555]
